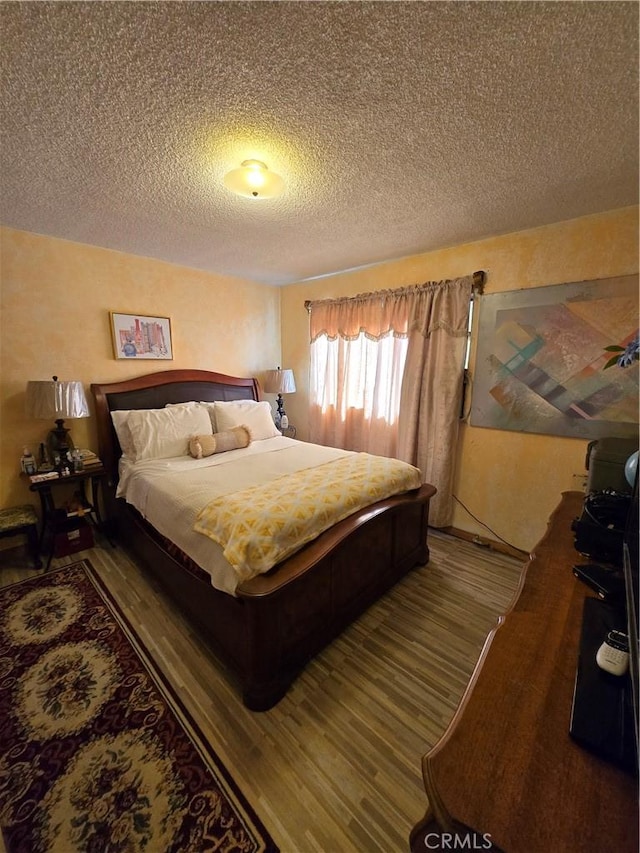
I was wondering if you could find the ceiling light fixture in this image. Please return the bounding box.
[224,159,285,199]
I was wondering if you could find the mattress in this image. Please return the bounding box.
[117,436,351,595]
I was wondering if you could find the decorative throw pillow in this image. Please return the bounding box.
[214,400,280,440]
[189,425,252,458]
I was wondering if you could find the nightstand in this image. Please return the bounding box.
[27,465,108,569]
[280,424,297,438]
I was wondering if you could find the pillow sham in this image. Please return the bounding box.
[188,425,252,458]
[198,402,218,433]
[165,401,217,432]
[214,400,279,440]
[127,405,213,461]
[110,410,137,459]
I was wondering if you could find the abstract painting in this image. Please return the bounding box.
[470,275,639,439]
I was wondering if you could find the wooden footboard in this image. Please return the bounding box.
[114,483,435,710]
[238,483,435,709]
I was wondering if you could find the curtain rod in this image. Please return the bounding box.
[304,270,486,312]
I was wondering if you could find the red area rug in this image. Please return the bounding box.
[0,560,279,852]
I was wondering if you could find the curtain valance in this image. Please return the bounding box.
[308,276,476,343]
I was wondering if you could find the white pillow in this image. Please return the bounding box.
[214,400,280,440]
[110,410,137,459]
[198,402,218,433]
[164,401,217,432]
[127,405,213,460]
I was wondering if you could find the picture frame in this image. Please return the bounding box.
[470,275,639,440]
[110,312,173,360]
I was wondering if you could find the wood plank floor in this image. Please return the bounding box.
[0,531,524,853]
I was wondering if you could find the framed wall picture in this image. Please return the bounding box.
[470,275,639,440]
[110,312,173,360]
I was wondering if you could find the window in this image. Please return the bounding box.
[307,278,475,463]
[310,331,408,424]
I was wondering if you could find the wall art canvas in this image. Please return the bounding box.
[470,275,639,440]
[111,312,173,360]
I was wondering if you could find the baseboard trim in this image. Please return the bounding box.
[441,526,529,561]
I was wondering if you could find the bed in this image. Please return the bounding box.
[91,369,436,710]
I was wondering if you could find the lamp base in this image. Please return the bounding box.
[274,394,287,429]
[47,418,75,469]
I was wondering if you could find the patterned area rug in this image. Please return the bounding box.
[0,560,279,853]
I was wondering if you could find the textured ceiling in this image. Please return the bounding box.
[1,1,638,286]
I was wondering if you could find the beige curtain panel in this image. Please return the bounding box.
[397,277,474,526]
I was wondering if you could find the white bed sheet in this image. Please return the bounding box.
[116,436,351,595]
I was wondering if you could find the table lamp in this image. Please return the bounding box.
[263,367,296,428]
[26,376,89,467]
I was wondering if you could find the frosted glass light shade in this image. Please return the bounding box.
[224,159,285,199]
[263,369,296,395]
[26,379,89,419]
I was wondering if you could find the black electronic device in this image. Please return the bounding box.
[570,461,639,775]
[622,469,639,766]
[573,563,625,601]
[569,597,635,774]
[572,490,631,567]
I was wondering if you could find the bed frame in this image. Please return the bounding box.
[91,369,436,710]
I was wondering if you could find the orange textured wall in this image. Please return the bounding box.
[0,228,281,509]
[3,210,637,552]
[280,206,639,553]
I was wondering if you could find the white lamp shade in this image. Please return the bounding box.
[26,380,89,419]
[263,369,296,395]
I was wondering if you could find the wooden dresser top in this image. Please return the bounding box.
[422,491,638,853]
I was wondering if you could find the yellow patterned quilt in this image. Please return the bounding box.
[194,453,422,581]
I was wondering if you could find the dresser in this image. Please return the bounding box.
[410,491,638,852]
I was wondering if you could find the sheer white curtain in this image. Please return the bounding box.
[309,289,409,457]
[310,328,408,457]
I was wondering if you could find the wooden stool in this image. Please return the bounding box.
[0,504,42,568]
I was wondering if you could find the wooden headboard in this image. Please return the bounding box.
[91,369,261,481]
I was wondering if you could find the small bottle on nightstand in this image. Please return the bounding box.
[20,447,37,475]
[71,449,84,472]
[281,414,289,429]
